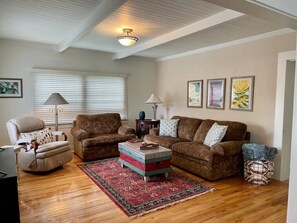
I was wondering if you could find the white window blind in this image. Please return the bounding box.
[32,70,127,125]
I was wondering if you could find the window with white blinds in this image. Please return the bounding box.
[32,70,127,125]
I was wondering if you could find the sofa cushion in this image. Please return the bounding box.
[171,142,213,162]
[144,134,189,149]
[193,119,247,143]
[216,120,247,141]
[82,133,135,148]
[159,119,179,137]
[193,119,216,143]
[172,116,203,141]
[203,122,228,147]
[76,113,121,134]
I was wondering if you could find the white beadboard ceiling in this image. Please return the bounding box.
[0,0,296,60]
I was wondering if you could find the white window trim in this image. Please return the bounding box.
[31,68,128,78]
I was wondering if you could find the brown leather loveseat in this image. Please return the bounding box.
[144,116,250,181]
[71,113,136,161]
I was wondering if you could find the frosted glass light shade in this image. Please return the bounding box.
[117,37,138,46]
[117,28,138,46]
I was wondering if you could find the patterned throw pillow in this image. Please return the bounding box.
[20,128,54,145]
[159,119,179,138]
[203,122,228,147]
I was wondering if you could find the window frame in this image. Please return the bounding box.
[31,69,128,125]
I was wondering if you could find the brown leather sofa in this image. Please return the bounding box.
[144,116,250,181]
[71,113,137,161]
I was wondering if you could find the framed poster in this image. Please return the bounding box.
[230,76,255,111]
[187,80,203,108]
[0,78,23,98]
[206,78,226,109]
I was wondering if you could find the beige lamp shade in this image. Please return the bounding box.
[145,93,163,104]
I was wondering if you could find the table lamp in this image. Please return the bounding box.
[145,93,163,121]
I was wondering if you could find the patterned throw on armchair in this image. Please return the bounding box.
[71,113,137,161]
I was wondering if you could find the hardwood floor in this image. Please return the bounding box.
[17,153,288,223]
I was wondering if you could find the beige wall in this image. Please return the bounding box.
[156,33,296,180]
[0,39,156,146]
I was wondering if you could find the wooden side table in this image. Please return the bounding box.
[135,119,160,138]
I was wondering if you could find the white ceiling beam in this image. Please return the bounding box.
[113,9,244,60]
[247,0,297,18]
[57,0,128,53]
[157,28,295,61]
[204,0,297,30]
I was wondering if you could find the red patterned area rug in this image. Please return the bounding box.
[78,157,214,218]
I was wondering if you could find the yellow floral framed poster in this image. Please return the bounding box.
[230,76,255,111]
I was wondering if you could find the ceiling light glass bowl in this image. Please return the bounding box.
[117,28,138,46]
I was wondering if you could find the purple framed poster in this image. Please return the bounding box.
[206,78,226,109]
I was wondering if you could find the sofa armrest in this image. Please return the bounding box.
[71,127,90,141]
[118,125,136,135]
[149,127,160,136]
[210,140,249,156]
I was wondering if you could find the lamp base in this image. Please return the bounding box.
[152,104,158,121]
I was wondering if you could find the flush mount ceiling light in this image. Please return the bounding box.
[117,28,138,46]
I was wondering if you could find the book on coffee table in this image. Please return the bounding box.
[126,140,159,150]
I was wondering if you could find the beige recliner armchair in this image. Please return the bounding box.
[6,116,72,172]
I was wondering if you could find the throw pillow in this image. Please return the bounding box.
[159,119,179,138]
[203,122,228,147]
[20,128,54,145]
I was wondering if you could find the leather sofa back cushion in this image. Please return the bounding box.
[193,119,247,143]
[76,113,121,134]
[171,116,203,141]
